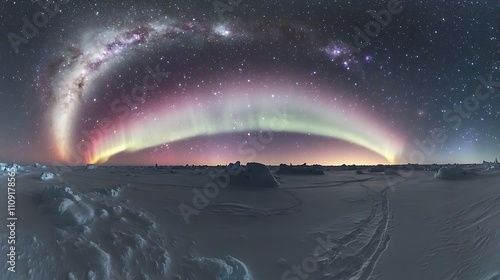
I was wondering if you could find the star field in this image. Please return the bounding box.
[0,0,499,165]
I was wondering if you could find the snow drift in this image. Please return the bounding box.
[434,165,468,179]
[40,186,94,227]
[221,161,280,188]
[1,181,253,280]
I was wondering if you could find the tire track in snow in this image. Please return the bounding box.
[315,184,392,280]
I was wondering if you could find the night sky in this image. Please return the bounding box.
[0,0,499,166]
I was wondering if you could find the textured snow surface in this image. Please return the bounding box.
[1,164,500,279]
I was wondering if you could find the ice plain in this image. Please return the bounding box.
[1,163,500,280]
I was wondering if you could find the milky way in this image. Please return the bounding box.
[47,16,403,165]
[49,19,241,160]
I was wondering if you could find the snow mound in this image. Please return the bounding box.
[1,163,24,173]
[483,158,500,170]
[277,163,325,175]
[10,163,24,172]
[0,164,7,176]
[40,172,55,181]
[86,164,97,170]
[42,186,82,202]
[96,184,127,197]
[434,165,467,179]
[48,197,75,214]
[181,255,252,280]
[46,198,95,228]
[68,240,112,279]
[222,161,279,188]
[41,186,94,227]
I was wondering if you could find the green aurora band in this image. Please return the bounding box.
[88,90,404,164]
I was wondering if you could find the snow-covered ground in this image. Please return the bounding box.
[1,164,500,279]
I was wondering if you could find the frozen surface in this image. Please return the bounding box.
[1,164,500,279]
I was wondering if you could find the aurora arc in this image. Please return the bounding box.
[88,91,404,164]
